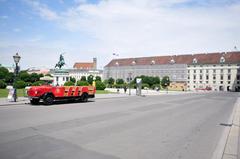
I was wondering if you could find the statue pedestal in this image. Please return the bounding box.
[53,69,70,86]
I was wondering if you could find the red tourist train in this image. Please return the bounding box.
[27,85,96,105]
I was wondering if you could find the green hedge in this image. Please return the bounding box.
[14,80,26,89]
[64,81,75,86]
[77,80,89,86]
[96,81,106,90]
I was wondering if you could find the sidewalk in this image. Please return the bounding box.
[0,89,213,106]
[0,93,131,106]
[0,97,29,106]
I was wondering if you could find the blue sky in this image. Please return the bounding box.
[0,0,240,69]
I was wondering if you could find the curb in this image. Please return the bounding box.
[212,98,240,159]
[222,98,240,159]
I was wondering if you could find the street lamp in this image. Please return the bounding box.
[13,53,21,102]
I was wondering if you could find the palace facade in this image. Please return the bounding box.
[103,51,240,91]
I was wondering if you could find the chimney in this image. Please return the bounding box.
[93,58,97,69]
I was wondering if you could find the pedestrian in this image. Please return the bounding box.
[124,85,127,93]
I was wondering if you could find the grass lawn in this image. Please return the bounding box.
[96,90,111,94]
[0,89,26,98]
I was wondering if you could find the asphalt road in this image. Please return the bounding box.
[0,92,238,159]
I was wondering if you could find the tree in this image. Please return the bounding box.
[116,78,124,84]
[64,81,75,86]
[95,76,101,81]
[161,76,170,88]
[5,72,14,84]
[108,77,115,85]
[80,76,86,81]
[19,71,31,82]
[14,80,26,89]
[87,75,94,85]
[77,80,89,86]
[30,73,40,83]
[70,77,76,83]
[32,81,44,86]
[0,80,7,89]
[0,67,9,80]
[96,81,106,90]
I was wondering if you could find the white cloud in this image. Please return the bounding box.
[59,0,240,56]
[4,0,240,69]
[23,0,59,20]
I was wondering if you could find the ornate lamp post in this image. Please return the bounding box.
[13,53,21,102]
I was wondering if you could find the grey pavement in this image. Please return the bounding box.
[0,92,239,159]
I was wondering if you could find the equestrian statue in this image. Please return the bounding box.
[55,54,65,69]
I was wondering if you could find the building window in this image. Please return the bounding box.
[228,69,231,73]
[228,75,231,80]
[206,75,209,80]
[193,85,196,88]
[194,81,196,83]
[188,70,190,73]
[228,81,231,84]
[237,81,240,84]
[66,77,69,81]
[213,81,216,84]
[221,75,223,80]
[200,70,202,73]
[194,75,196,80]
[56,77,59,81]
[221,69,223,73]
[237,75,240,80]
[200,75,202,80]
[188,76,190,79]
[213,69,216,73]
[213,75,216,80]
[206,70,209,73]
[63,77,65,81]
[206,81,209,84]
[213,65,216,67]
[221,81,223,84]
[200,81,202,83]
[194,70,196,73]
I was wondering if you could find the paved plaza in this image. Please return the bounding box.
[0,92,239,159]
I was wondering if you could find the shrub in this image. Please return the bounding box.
[32,81,45,86]
[64,81,75,86]
[0,80,7,88]
[151,84,161,89]
[141,83,149,89]
[14,80,26,89]
[96,81,106,90]
[77,80,89,86]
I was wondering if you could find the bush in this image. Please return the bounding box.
[96,81,106,90]
[0,80,7,88]
[64,81,75,86]
[77,80,89,86]
[141,83,149,89]
[32,81,44,86]
[151,84,161,89]
[14,80,26,89]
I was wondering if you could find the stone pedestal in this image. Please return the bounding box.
[53,69,70,86]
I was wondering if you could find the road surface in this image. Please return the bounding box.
[0,92,238,159]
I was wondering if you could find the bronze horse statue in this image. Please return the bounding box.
[55,54,65,69]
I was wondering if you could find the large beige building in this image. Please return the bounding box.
[104,51,240,91]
